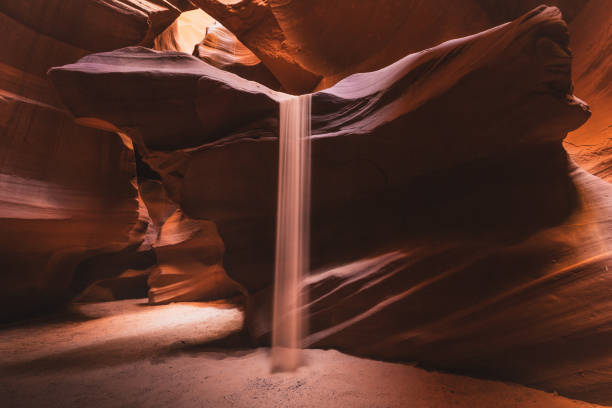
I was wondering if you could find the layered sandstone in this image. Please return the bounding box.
[191,0,591,93]
[190,0,607,184]
[193,24,282,90]
[42,2,612,403]
[0,0,186,52]
[49,5,590,288]
[564,0,612,181]
[0,1,184,320]
[46,7,612,404]
[154,9,215,54]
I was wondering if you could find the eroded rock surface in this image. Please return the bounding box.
[48,5,611,404]
[191,0,591,93]
[192,0,489,92]
[193,24,282,90]
[154,8,215,54]
[564,0,612,182]
[148,209,241,304]
[0,1,182,319]
[0,0,183,53]
[49,5,591,289]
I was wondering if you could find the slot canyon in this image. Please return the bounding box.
[0,1,611,407]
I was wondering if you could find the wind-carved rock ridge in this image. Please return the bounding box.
[0,0,201,319]
[191,0,322,93]
[48,6,612,405]
[49,5,590,286]
[0,0,187,53]
[564,0,612,182]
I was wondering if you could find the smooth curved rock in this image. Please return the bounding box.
[47,6,612,404]
[476,0,589,25]
[193,24,282,90]
[0,0,182,53]
[148,210,242,304]
[300,156,612,405]
[0,4,177,320]
[564,0,612,182]
[154,9,215,54]
[49,5,591,290]
[191,0,590,93]
[49,46,282,153]
[191,0,323,93]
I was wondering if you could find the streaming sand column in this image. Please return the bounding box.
[271,94,312,372]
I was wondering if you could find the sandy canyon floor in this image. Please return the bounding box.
[0,299,607,408]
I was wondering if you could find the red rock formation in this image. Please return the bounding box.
[154,9,215,53]
[301,154,612,405]
[190,1,595,93]
[148,210,241,304]
[191,0,323,93]
[139,180,241,305]
[47,6,612,404]
[190,0,608,184]
[0,1,183,320]
[50,5,589,287]
[0,0,184,52]
[193,24,282,90]
[564,0,612,181]
[192,0,492,92]
[475,0,590,25]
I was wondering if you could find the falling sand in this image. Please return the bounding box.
[272,94,312,372]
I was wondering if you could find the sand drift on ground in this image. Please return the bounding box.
[0,299,606,408]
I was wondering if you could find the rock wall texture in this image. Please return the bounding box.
[190,0,606,180]
[192,0,489,92]
[0,1,186,320]
[4,0,611,405]
[48,5,611,404]
[191,0,590,93]
[49,5,591,290]
[0,0,186,53]
[154,9,215,54]
[564,0,612,181]
[193,24,282,90]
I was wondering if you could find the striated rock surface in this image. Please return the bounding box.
[138,179,241,304]
[301,154,612,405]
[148,210,241,304]
[0,0,182,53]
[564,0,612,182]
[191,1,593,93]
[190,0,608,184]
[49,5,591,288]
[192,0,490,92]
[193,24,282,90]
[154,8,215,54]
[47,6,612,404]
[0,0,184,319]
[191,0,323,93]
[475,0,590,25]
